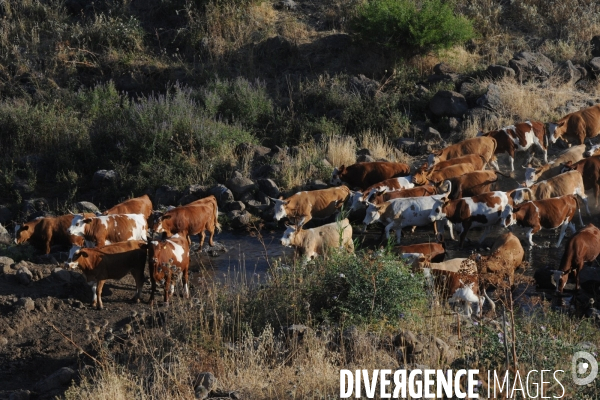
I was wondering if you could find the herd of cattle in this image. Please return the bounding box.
[10,104,600,317]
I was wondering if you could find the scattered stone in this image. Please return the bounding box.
[73,201,100,214]
[209,185,235,208]
[16,297,35,312]
[356,154,375,163]
[0,205,12,224]
[154,185,181,208]
[224,201,245,213]
[256,179,280,199]
[476,83,502,111]
[33,367,75,393]
[178,184,208,205]
[230,211,252,228]
[423,127,442,141]
[556,60,582,84]
[225,172,256,199]
[589,58,600,78]
[275,0,297,10]
[306,180,329,190]
[194,385,209,400]
[16,265,33,285]
[92,169,119,188]
[52,268,72,283]
[433,62,454,75]
[509,51,554,82]
[349,74,380,97]
[252,164,281,179]
[485,64,516,80]
[0,256,15,269]
[447,117,460,132]
[255,191,271,206]
[429,91,469,118]
[245,199,269,215]
[575,64,588,81]
[357,148,371,156]
[591,35,600,57]
[195,372,217,391]
[415,84,429,97]
[23,198,49,217]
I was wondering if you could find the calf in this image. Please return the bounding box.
[428,136,497,167]
[68,213,148,248]
[280,218,353,261]
[104,194,153,221]
[148,234,190,305]
[440,170,508,200]
[561,156,600,207]
[503,195,580,247]
[524,144,586,187]
[478,121,547,171]
[513,170,590,215]
[153,202,219,247]
[348,177,414,211]
[331,162,410,190]
[412,163,476,186]
[429,191,510,247]
[552,224,600,293]
[272,186,351,227]
[15,213,95,254]
[66,240,147,309]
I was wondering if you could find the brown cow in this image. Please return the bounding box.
[104,194,153,221]
[148,234,190,305]
[479,121,548,171]
[14,214,95,254]
[549,104,600,145]
[412,163,476,186]
[330,162,410,190]
[552,224,600,293]
[561,156,600,207]
[524,144,587,187]
[424,154,486,174]
[503,195,581,247]
[428,136,497,167]
[368,185,438,205]
[273,186,351,227]
[66,240,147,309]
[153,202,219,247]
[440,170,508,200]
[394,242,446,268]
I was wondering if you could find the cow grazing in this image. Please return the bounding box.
[68,213,148,248]
[441,170,508,200]
[478,121,548,171]
[394,242,445,269]
[428,191,510,247]
[104,194,153,221]
[14,213,95,254]
[272,186,351,227]
[561,157,600,207]
[503,195,580,247]
[66,240,147,309]
[330,162,410,190]
[549,104,600,145]
[363,194,449,244]
[524,145,587,187]
[412,163,476,186]
[280,218,353,261]
[512,170,590,215]
[348,177,414,211]
[148,234,190,305]
[423,268,484,318]
[427,136,497,167]
[153,202,220,247]
[552,224,600,293]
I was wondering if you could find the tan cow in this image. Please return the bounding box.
[549,104,600,145]
[441,170,509,200]
[473,232,524,286]
[280,218,353,261]
[412,163,476,186]
[423,154,486,174]
[272,186,351,227]
[524,144,587,187]
[428,136,497,167]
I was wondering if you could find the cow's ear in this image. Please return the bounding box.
[78,251,88,258]
[162,215,172,220]
[82,218,93,224]
[557,121,565,127]
[20,225,29,231]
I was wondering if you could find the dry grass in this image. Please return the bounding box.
[325,135,356,167]
[360,130,398,161]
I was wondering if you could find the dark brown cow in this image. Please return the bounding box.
[330,162,410,190]
[549,104,600,145]
[148,234,190,305]
[104,194,153,221]
[441,170,510,200]
[428,136,497,167]
[553,224,600,293]
[153,202,219,247]
[394,242,446,265]
[561,156,600,207]
[14,213,95,254]
[479,121,547,171]
[503,195,580,248]
[412,163,476,186]
[66,240,147,309]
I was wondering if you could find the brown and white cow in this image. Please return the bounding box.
[524,144,587,187]
[428,191,511,247]
[478,121,548,171]
[104,194,153,221]
[66,240,147,309]
[441,170,509,200]
[147,234,190,305]
[560,156,600,207]
[552,224,600,293]
[67,213,148,248]
[153,202,220,247]
[427,136,497,167]
[330,162,410,190]
[366,185,438,207]
[14,213,95,254]
[502,195,581,247]
[512,170,590,215]
[348,177,414,211]
[412,163,476,186]
[280,218,353,261]
[584,143,600,157]
[394,242,445,269]
[272,186,351,227]
[549,104,600,145]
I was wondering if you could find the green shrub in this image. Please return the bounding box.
[352,0,475,53]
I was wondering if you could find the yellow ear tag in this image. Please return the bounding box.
[163,246,167,249]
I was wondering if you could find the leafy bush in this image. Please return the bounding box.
[352,0,475,53]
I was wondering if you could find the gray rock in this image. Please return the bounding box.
[476,83,502,111]
[23,198,49,216]
[275,0,297,10]
[224,201,245,213]
[463,107,500,129]
[258,35,294,60]
[17,265,33,285]
[485,65,516,80]
[321,158,332,168]
[16,297,35,312]
[589,57,600,78]
[52,267,72,283]
[423,127,442,141]
[0,256,15,269]
[349,74,379,97]
[0,337,8,347]
[556,60,582,84]
[255,191,271,206]
[415,84,429,97]
[245,199,269,215]
[178,185,208,205]
[194,385,209,400]
[239,191,255,203]
[8,389,30,400]
[225,172,256,198]
[575,65,588,80]
[257,179,280,198]
[33,367,75,392]
[230,211,252,228]
[592,35,600,57]
[235,143,271,162]
[0,205,12,224]
[429,91,469,118]
[252,164,281,179]
[357,148,371,156]
[154,185,181,208]
[307,180,329,190]
[395,138,416,153]
[509,51,554,82]
[447,117,460,132]
[92,169,119,188]
[208,185,235,208]
[356,154,375,163]
[195,372,217,391]
[433,62,454,75]
[1,264,11,275]
[73,201,100,214]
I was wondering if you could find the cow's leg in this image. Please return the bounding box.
[199,231,206,248]
[447,220,456,241]
[132,269,143,303]
[478,226,491,243]
[395,225,403,244]
[556,218,570,247]
[208,227,215,247]
[568,222,577,235]
[525,227,535,247]
[297,216,308,228]
[149,277,157,305]
[384,222,394,241]
[508,155,515,172]
[89,281,98,308]
[459,222,471,248]
[183,269,189,299]
[595,183,600,209]
[582,194,592,216]
[96,280,105,310]
[164,272,172,304]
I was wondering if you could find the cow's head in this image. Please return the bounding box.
[14,223,32,244]
[330,165,345,186]
[271,198,289,221]
[559,161,574,174]
[428,195,450,222]
[349,190,367,211]
[68,214,93,237]
[152,214,171,233]
[523,165,542,187]
[548,121,565,143]
[362,202,384,226]
[280,224,297,247]
[412,164,429,186]
[584,144,600,157]
[427,151,442,166]
[551,270,568,293]
[511,188,531,205]
[66,249,89,270]
[502,204,516,228]
[437,180,452,195]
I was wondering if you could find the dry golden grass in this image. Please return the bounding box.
[277,15,313,44]
[325,135,356,167]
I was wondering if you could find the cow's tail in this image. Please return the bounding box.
[213,200,222,233]
[488,137,498,169]
[573,193,585,227]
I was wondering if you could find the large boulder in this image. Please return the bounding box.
[589,57,600,78]
[23,198,49,217]
[256,179,280,198]
[154,186,181,208]
[349,74,380,97]
[485,65,516,80]
[16,265,33,285]
[92,169,119,188]
[556,60,582,84]
[429,91,469,118]
[0,205,12,224]
[0,224,10,245]
[178,184,208,205]
[476,83,502,111]
[33,367,75,393]
[73,201,100,214]
[591,35,600,57]
[208,185,235,208]
[225,172,256,199]
[508,51,554,82]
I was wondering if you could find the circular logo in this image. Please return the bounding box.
[572,351,598,386]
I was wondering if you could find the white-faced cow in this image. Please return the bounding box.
[524,145,587,187]
[147,234,190,305]
[330,162,410,190]
[428,136,497,167]
[272,186,351,227]
[549,104,600,145]
[348,177,414,212]
[280,218,353,261]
